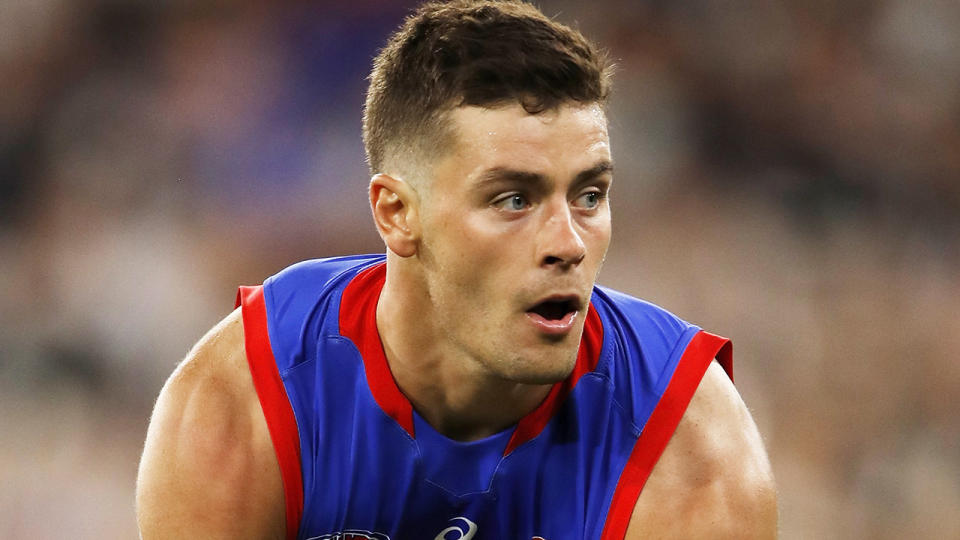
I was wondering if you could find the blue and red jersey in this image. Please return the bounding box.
[236,255,732,540]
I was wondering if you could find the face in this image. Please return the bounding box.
[415,102,612,384]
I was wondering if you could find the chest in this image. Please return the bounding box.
[285,339,638,540]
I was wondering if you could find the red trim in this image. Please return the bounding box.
[338,263,416,436]
[337,262,607,449]
[503,303,604,456]
[600,331,732,540]
[714,333,734,383]
[237,286,304,540]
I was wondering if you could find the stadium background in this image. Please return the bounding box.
[1,0,958,537]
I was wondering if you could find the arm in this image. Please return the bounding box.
[625,361,778,539]
[136,308,286,539]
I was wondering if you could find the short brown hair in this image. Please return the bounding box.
[363,0,613,175]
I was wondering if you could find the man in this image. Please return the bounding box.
[137,1,777,538]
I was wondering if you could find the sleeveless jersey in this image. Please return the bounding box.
[236,255,732,540]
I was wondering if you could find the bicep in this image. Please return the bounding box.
[626,361,778,539]
[136,310,285,539]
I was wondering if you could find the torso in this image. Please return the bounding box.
[237,255,732,540]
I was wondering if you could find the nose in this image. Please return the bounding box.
[539,200,586,269]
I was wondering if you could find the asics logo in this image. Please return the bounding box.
[434,516,478,540]
[308,531,389,540]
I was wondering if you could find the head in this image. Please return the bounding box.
[365,0,614,384]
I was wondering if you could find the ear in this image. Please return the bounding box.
[369,173,420,258]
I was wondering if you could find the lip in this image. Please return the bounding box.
[529,293,583,309]
[525,309,579,335]
[524,293,583,336]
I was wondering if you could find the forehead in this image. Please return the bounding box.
[433,102,611,186]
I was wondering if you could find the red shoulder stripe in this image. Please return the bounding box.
[600,330,732,540]
[237,286,304,540]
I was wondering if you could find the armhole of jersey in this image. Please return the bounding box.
[600,330,733,540]
[237,286,304,540]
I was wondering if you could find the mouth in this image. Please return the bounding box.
[525,295,582,335]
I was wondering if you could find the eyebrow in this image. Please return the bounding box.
[573,160,614,186]
[475,160,614,190]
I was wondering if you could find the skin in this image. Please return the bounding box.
[136,101,777,538]
[626,361,778,538]
[136,309,285,539]
[372,103,613,439]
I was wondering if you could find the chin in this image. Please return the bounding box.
[510,369,573,386]
[496,349,579,385]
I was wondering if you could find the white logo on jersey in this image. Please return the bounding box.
[308,531,390,540]
[434,516,478,540]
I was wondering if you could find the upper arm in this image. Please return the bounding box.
[626,361,778,539]
[136,308,286,539]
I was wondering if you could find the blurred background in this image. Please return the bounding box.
[1,0,958,537]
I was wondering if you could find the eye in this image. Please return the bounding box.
[574,189,604,209]
[493,193,529,212]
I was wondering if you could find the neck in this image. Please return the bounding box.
[376,255,553,441]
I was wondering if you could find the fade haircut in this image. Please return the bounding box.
[363,0,613,177]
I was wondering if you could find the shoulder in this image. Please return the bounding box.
[136,309,285,539]
[592,285,702,378]
[263,255,384,329]
[591,286,709,420]
[593,285,694,341]
[266,254,385,299]
[625,361,778,538]
[257,254,385,371]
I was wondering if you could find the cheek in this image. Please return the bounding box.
[596,221,612,254]
[581,214,612,257]
[435,211,511,264]
[423,205,528,301]
[423,215,495,292]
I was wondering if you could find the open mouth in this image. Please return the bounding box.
[526,296,580,321]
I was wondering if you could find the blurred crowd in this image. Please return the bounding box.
[1,0,957,537]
